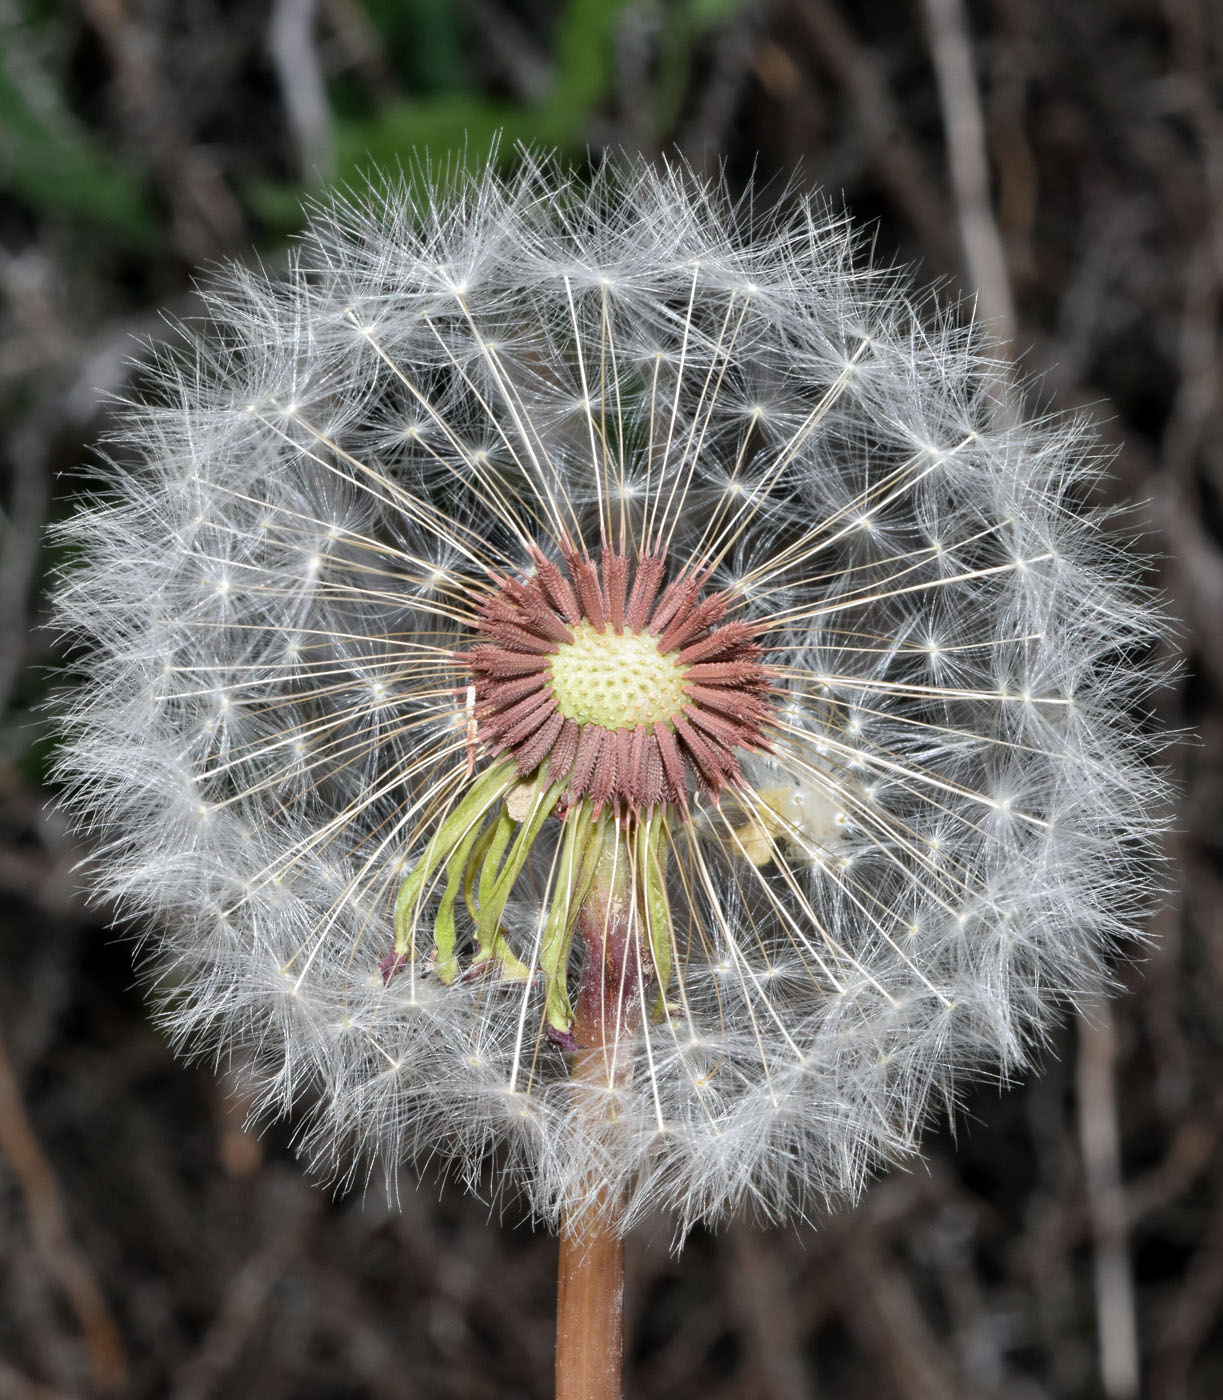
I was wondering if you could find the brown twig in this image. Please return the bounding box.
[268,0,335,182]
[920,0,1016,348]
[0,1019,128,1392]
[725,1223,816,1400]
[0,1356,78,1400]
[1076,1002,1141,1399]
[791,0,956,268]
[171,1175,314,1400]
[837,1235,957,1400]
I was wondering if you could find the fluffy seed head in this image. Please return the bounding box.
[51,150,1170,1235]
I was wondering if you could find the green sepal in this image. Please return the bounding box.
[430,817,489,984]
[470,766,561,978]
[457,809,532,980]
[475,806,516,912]
[392,760,517,960]
[537,804,603,1035]
[638,816,676,1022]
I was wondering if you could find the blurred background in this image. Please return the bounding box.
[0,1,1219,1396]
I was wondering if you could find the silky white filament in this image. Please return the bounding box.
[52,150,1169,1236]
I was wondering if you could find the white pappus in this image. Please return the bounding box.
[51,149,1170,1237]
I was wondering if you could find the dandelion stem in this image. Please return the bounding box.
[556,1164,625,1400]
[555,827,641,1400]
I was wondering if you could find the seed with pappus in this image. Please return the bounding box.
[53,151,1169,1236]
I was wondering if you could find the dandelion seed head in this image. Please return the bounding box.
[51,150,1170,1235]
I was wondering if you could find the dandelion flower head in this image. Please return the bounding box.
[54,152,1168,1233]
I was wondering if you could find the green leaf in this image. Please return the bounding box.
[0,24,154,241]
[549,0,633,118]
[355,0,468,95]
[685,0,752,27]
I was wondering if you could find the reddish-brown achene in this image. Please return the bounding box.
[462,545,774,814]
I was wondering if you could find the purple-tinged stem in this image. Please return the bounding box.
[555,831,643,1400]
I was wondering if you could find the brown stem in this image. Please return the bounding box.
[554,828,643,1400]
[0,1016,128,1390]
[555,1107,625,1400]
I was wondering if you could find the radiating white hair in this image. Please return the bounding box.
[52,150,1170,1236]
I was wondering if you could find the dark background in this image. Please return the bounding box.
[0,2,1219,1396]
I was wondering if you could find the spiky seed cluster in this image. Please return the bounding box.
[467,546,771,812]
[52,151,1169,1235]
